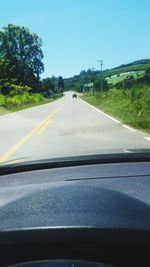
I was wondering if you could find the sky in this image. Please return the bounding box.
[0,0,150,78]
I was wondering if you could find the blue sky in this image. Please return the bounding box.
[1,0,150,78]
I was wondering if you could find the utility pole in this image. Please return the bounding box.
[97,60,103,92]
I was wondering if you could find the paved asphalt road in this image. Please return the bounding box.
[0,91,150,163]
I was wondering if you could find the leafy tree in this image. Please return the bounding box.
[0,58,15,81]
[51,76,57,95]
[58,76,64,94]
[144,67,150,84]
[80,70,86,75]
[9,84,31,96]
[0,24,44,90]
[116,76,135,89]
[93,78,108,92]
[40,78,53,96]
[74,82,82,92]
[123,76,135,89]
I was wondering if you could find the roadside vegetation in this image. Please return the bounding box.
[0,24,65,115]
[0,93,56,115]
[65,61,150,133]
[82,87,150,133]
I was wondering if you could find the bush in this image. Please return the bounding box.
[9,84,32,96]
[4,93,44,108]
[82,86,150,130]
[0,94,5,106]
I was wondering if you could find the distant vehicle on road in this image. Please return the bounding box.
[72,93,77,98]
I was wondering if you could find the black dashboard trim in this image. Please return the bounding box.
[0,228,150,245]
[0,153,150,176]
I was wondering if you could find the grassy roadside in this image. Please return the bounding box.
[81,88,150,134]
[0,93,62,116]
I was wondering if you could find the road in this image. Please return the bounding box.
[0,91,150,163]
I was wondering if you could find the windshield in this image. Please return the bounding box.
[0,0,150,165]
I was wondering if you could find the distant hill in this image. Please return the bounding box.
[64,59,150,90]
[112,59,150,70]
[103,59,150,78]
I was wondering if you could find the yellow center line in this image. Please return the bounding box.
[0,108,60,163]
[36,118,53,135]
[36,109,60,135]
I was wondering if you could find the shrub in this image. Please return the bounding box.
[5,93,44,108]
[9,84,32,96]
[83,86,150,130]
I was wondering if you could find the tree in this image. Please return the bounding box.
[58,76,64,94]
[0,58,15,81]
[116,76,135,89]
[0,24,44,90]
[144,67,150,84]
[123,75,135,89]
[40,78,53,96]
[93,78,108,92]
[0,58,17,95]
[51,76,56,96]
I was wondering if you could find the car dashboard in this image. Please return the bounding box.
[0,160,150,266]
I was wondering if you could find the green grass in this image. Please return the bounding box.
[107,76,124,85]
[107,71,144,85]
[0,93,61,116]
[81,87,150,133]
[0,106,10,116]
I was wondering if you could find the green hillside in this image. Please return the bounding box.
[113,59,150,69]
[103,63,150,78]
[64,59,150,90]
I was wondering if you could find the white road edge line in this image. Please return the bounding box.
[144,137,150,142]
[122,124,136,132]
[79,97,120,124]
